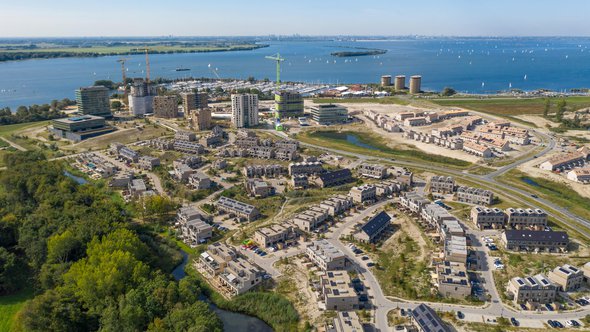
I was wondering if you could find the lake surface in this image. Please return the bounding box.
[1,37,590,109]
[346,134,380,150]
[171,251,273,332]
[63,171,88,185]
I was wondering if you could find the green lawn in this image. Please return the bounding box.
[431,96,590,116]
[312,97,409,105]
[0,121,49,137]
[0,288,34,332]
[296,129,471,168]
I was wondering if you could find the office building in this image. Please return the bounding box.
[50,115,114,142]
[231,94,259,128]
[275,90,304,118]
[75,86,112,118]
[310,104,348,125]
[153,95,178,118]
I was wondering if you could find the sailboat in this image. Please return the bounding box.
[509,83,512,89]
[524,74,527,80]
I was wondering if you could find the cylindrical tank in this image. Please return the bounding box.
[381,75,392,87]
[395,75,406,91]
[409,75,422,94]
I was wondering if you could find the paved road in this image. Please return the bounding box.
[1,137,27,151]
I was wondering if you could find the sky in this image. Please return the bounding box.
[3,0,590,37]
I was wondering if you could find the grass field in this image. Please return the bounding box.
[296,129,471,168]
[64,124,171,152]
[312,97,410,105]
[0,121,49,137]
[0,288,34,332]
[431,96,590,116]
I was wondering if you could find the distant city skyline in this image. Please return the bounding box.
[4,0,590,37]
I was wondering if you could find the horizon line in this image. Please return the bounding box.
[3,34,590,39]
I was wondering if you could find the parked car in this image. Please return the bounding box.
[511,317,519,326]
[457,311,464,319]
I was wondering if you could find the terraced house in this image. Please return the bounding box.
[216,196,260,222]
[507,274,558,307]
[306,240,347,271]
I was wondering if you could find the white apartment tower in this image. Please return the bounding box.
[231,94,259,128]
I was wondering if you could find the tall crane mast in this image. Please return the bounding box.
[137,48,151,83]
[265,53,285,130]
[116,57,129,104]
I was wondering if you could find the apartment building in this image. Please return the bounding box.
[75,86,112,118]
[567,168,590,183]
[244,164,286,178]
[320,271,359,311]
[436,261,471,299]
[198,242,238,277]
[218,257,264,296]
[175,131,197,142]
[275,90,304,118]
[138,155,160,170]
[293,206,329,231]
[188,172,211,190]
[403,116,427,127]
[314,169,353,188]
[444,235,468,264]
[502,230,569,253]
[192,108,212,131]
[177,206,212,245]
[357,163,388,179]
[349,184,377,204]
[110,143,139,162]
[430,176,455,194]
[463,141,493,158]
[109,170,134,187]
[507,274,558,306]
[390,166,413,187]
[173,140,205,154]
[306,240,347,271]
[505,208,547,230]
[547,264,584,292]
[354,211,391,243]
[374,180,402,197]
[245,179,274,198]
[320,195,354,217]
[128,179,148,197]
[420,204,457,227]
[399,192,430,214]
[254,224,296,248]
[470,206,506,230]
[153,95,178,118]
[455,186,494,205]
[217,196,259,222]
[327,311,364,332]
[231,93,259,128]
[291,174,309,189]
[411,304,450,332]
[540,152,586,171]
[289,161,324,176]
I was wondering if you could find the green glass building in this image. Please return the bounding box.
[75,86,112,118]
[274,91,303,119]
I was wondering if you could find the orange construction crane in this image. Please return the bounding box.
[137,48,151,83]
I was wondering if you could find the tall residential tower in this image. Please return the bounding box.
[231,94,259,128]
[75,86,112,118]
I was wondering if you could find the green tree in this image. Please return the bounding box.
[0,247,24,294]
[47,230,82,263]
[147,302,223,332]
[441,87,456,96]
[111,100,123,112]
[543,98,550,117]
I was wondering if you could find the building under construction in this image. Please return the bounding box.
[274,90,304,119]
[128,78,156,116]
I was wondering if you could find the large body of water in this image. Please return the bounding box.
[1,37,590,109]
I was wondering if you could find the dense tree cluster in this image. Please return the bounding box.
[0,98,74,125]
[0,152,222,332]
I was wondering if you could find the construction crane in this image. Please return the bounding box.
[116,57,129,90]
[265,53,285,131]
[208,64,221,79]
[137,48,151,83]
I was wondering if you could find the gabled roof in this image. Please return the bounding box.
[361,211,391,237]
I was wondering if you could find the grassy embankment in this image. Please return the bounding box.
[312,97,409,105]
[0,121,52,166]
[0,288,34,332]
[296,129,471,168]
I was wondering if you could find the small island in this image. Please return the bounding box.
[331,47,387,57]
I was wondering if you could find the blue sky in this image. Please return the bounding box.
[3,0,590,37]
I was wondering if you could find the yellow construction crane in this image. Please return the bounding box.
[116,57,128,87]
[137,48,151,83]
